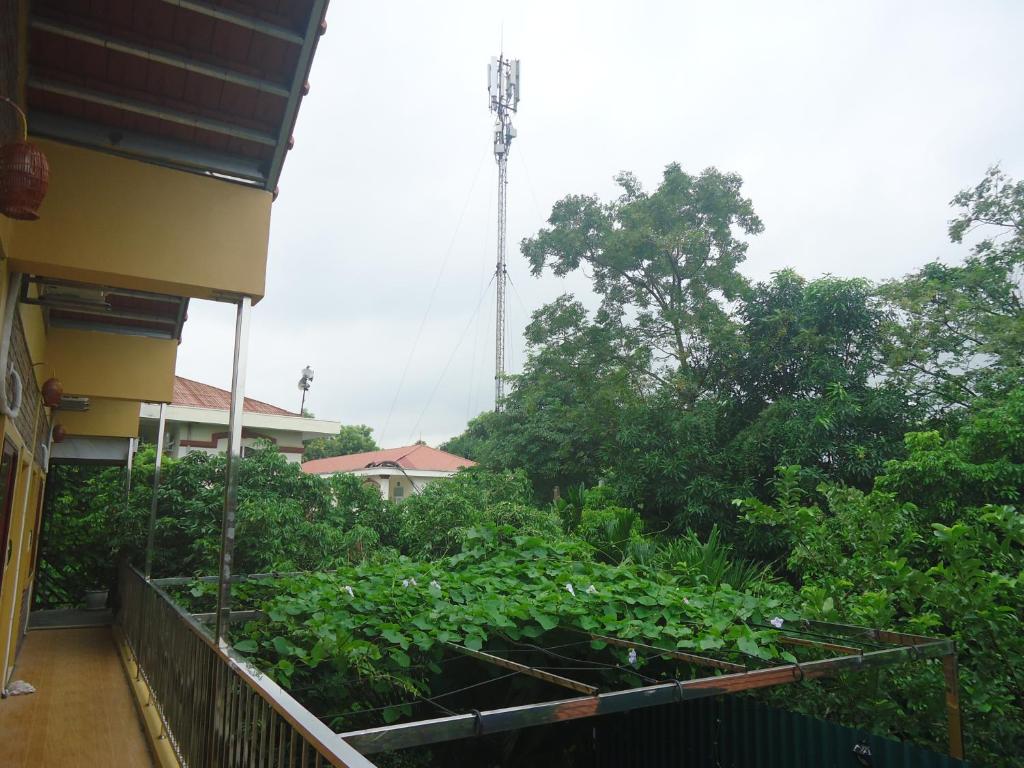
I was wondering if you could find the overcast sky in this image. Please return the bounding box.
[175,0,1024,448]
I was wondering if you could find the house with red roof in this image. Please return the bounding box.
[302,444,476,501]
[139,377,341,464]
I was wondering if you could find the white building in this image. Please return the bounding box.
[301,444,476,501]
[139,377,340,464]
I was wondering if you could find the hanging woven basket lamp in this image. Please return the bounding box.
[0,97,49,220]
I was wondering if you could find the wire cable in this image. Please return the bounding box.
[381,145,489,445]
[407,274,495,443]
[318,670,522,723]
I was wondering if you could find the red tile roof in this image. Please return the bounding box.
[302,444,476,475]
[172,376,297,417]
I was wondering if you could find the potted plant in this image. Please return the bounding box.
[83,587,108,611]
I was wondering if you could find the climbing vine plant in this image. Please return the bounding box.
[189,527,798,731]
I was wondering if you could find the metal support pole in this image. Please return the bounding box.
[125,436,135,508]
[942,652,965,759]
[214,297,251,645]
[144,405,166,580]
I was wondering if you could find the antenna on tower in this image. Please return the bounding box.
[488,53,520,411]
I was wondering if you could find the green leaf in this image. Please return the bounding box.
[390,650,411,668]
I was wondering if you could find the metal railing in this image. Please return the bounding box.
[117,563,376,768]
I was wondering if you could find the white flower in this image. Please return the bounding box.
[564,583,576,596]
[683,597,690,605]
[410,577,418,587]
[343,585,354,597]
[769,616,784,629]
[627,648,638,666]
[402,578,411,588]
[585,584,597,595]
[429,580,441,590]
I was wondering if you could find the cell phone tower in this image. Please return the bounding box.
[488,54,520,411]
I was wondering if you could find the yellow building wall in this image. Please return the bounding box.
[58,398,140,438]
[46,327,176,403]
[8,139,272,301]
[19,303,47,389]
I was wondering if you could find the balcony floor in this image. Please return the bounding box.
[0,626,155,767]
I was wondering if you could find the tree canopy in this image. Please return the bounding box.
[303,423,379,461]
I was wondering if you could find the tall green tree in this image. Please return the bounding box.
[522,163,762,393]
[303,424,379,461]
[881,166,1024,416]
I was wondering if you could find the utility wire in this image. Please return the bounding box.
[319,671,522,723]
[407,274,495,443]
[381,145,489,446]
[467,177,494,421]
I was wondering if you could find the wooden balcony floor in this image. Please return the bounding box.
[0,626,155,767]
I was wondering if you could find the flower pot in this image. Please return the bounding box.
[84,589,108,611]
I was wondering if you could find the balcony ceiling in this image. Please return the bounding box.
[25,0,329,189]
[24,275,188,340]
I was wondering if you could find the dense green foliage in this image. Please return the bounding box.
[303,423,379,461]
[438,164,1024,763]
[40,164,1023,765]
[220,529,796,731]
[38,446,387,601]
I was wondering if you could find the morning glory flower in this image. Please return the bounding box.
[628,648,638,666]
[585,584,597,594]
[565,583,576,596]
[402,578,418,588]
[769,616,784,629]
[343,585,354,597]
[683,597,690,605]
[429,580,440,590]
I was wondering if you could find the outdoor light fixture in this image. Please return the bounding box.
[298,365,314,414]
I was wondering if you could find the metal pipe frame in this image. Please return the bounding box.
[586,632,746,674]
[340,639,955,755]
[777,635,862,656]
[153,0,306,44]
[143,403,166,580]
[942,652,965,760]
[30,18,291,97]
[214,297,251,645]
[444,642,598,696]
[27,76,278,146]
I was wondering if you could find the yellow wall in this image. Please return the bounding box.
[19,303,47,389]
[46,327,176,403]
[8,139,272,301]
[58,398,140,438]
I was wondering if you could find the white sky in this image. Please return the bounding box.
[175,0,1024,448]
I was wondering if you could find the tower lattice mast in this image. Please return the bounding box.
[488,54,520,411]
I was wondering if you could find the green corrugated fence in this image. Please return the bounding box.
[593,696,969,768]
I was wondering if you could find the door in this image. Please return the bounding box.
[0,439,19,589]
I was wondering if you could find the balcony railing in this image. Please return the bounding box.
[117,563,376,768]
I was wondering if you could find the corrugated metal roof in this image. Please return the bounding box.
[172,376,296,416]
[25,0,329,189]
[302,444,476,475]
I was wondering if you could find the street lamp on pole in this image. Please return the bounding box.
[298,365,313,415]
